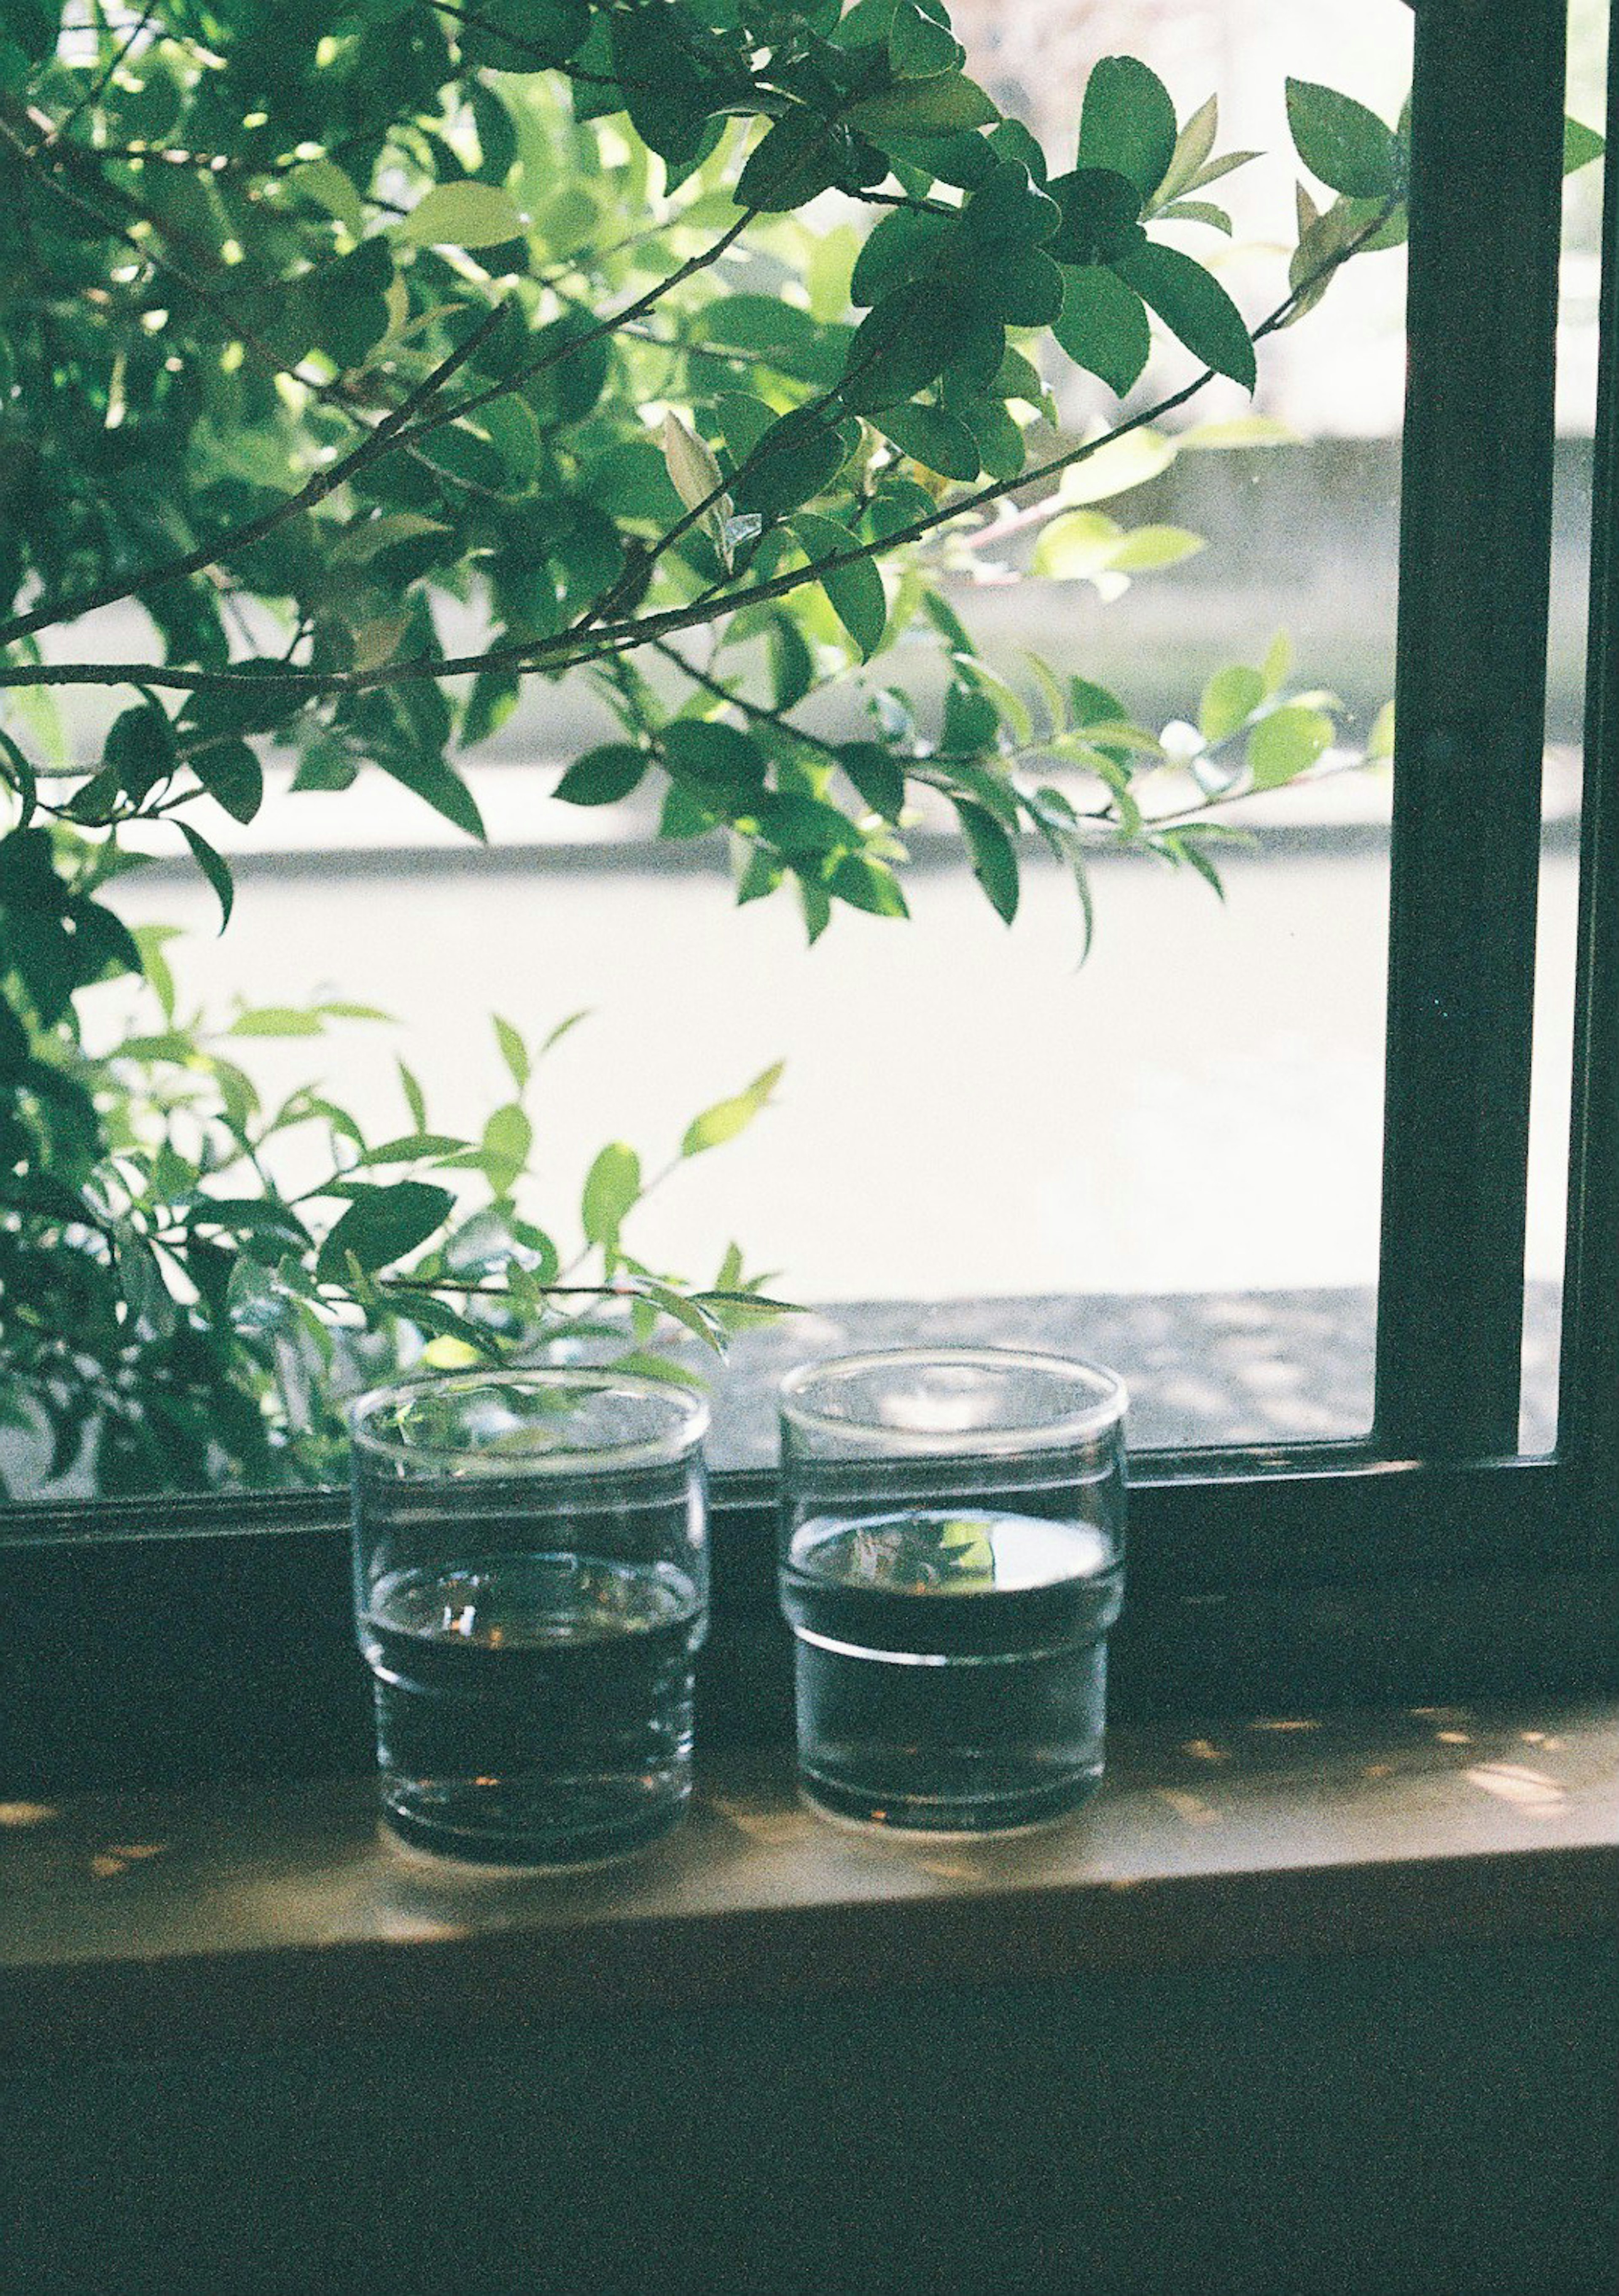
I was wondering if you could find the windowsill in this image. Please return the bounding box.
[5,1699,1616,2064]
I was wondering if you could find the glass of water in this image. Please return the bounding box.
[349,1367,708,1866]
[778,1347,1127,1835]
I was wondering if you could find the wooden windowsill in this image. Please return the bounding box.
[4,1699,1616,2064]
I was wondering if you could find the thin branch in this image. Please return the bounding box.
[0,204,751,650]
[2,207,1388,703]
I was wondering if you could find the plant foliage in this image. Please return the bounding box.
[0,4,1599,1491]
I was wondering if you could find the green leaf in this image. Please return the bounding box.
[1113,241,1256,390]
[985,248,1065,329]
[1031,509,1120,581]
[396,182,527,250]
[850,205,955,307]
[963,158,1061,245]
[317,1182,455,1281]
[737,113,845,211]
[1565,116,1606,175]
[1285,78,1397,201]
[399,1061,428,1131]
[0,730,38,827]
[1076,55,1179,200]
[481,1100,533,1182]
[848,75,998,135]
[581,1141,641,1249]
[540,1008,592,1057]
[841,280,986,412]
[104,705,175,800]
[952,797,1019,922]
[1261,630,1294,695]
[375,752,487,840]
[1199,664,1266,740]
[494,1016,530,1089]
[554,744,647,807]
[1155,92,1218,208]
[874,403,980,481]
[1365,699,1396,763]
[1248,704,1334,789]
[889,0,963,77]
[715,393,777,465]
[456,0,589,70]
[228,1007,325,1037]
[659,409,725,516]
[178,824,233,932]
[730,408,850,520]
[791,511,887,658]
[663,720,768,804]
[840,741,907,823]
[1053,265,1151,395]
[361,1133,471,1164]
[680,1061,784,1156]
[196,738,264,826]
[828,853,909,916]
[1108,523,1204,571]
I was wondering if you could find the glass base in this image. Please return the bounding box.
[796,1762,1102,1837]
[379,1781,688,1869]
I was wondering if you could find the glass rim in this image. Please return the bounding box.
[348,1365,710,1476]
[777,1345,1128,1455]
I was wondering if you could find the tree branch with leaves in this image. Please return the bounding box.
[0,0,1598,1493]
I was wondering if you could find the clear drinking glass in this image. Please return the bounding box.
[350,1368,708,1866]
[778,1347,1127,1834]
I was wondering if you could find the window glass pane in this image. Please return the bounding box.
[4,0,1419,1498]
[1523,0,1609,1456]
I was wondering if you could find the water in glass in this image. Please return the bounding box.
[780,1505,1124,1832]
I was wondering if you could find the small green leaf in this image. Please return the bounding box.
[680,1061,784,1157]
[227,1007,326,1037]
[376,753,487,840]
[792,511,887,658]
[196,737,264,826]
[494,1015,530,1089]
[1285,78,1397,201]
[396,181,527,250]
[178,824,233,931]
[105,704,175,800]
[1113,240,1256,390]
[1248,703,1334,789]
[840,742,906,823]
[1261,630,1294,695]
[730,408,850,520]
[361,1133,471,1164]
[581,1141,641,1249]
[848,74,998,135]
[953,797,1019,922]
[874,403,980,481]
[663,720,768,803]
[1199,663,1266,740]
[828,853,909,916]
[659,409,725,516]
[1108,523,1204,571]
[554,745,647,807]
[1155,92,1218,208]
[1365,699,1396,763]
[482,1100,533,1182]
[1053,265,1150,396]
[317,1182,455,1281]
[1076,55,1178,200]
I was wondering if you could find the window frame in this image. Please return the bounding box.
[4,0,1619,1793]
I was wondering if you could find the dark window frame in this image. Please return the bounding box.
[4,0,1619,1794]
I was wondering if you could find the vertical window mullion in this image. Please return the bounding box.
[1559,2,1619,1554]
[1374,0,1568,1457]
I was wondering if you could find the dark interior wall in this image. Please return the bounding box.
[6,1936,1615,2296]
